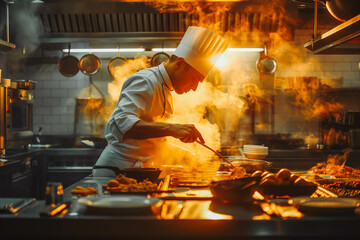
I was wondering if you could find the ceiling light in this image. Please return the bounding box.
[225,48,264,52]
[62,48,145,53]
[151,48,177,52]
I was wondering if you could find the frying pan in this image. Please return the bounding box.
[107,55,127,77]
[79,53,101,75]
[92,166,161,182]
[58,45,79,77]
[256,45,277,74]
[151,52,170,67]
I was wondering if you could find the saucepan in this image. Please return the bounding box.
[107,51,127,78]
[151,52,170,67]
[79,52,101,75]
[256,45,277,74]
[319,0,360,22]
[58,44,79,77]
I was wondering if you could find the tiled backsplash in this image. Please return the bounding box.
[3,29,360,139]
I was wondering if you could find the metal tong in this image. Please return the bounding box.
[195,140,236,169]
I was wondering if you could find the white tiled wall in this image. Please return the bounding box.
[7,29,360,137]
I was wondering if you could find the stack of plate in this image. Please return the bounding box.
[243,145,268,160]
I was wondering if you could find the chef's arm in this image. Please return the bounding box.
[124,120,205,143]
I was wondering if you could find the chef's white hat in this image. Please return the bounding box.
[173,26,228,77]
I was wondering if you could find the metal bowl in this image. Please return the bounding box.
[224,157,271,173]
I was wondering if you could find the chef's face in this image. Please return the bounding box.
[171,59,205,94]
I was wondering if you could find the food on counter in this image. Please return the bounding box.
[230,166,247,178]
[310,162,360,178]
[102,174,158,192]
[276,168,291,181]
[320,180,360,197]
[310,150,360,178]
[70,186,98,196]
[254,169,318,197]
[253,168,316,187]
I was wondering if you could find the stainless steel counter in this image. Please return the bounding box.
[1,176,360,240]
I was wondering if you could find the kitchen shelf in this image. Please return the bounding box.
[0,39,15,52]
[304,14,360,54]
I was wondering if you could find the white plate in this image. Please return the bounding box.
[78,195,161,214]
[289,197,360,215]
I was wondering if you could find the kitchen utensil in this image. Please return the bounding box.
[79,53,101,75]
[58,44,79,77]
[151,52,170,67]
[107,46,127,77]
[210,177,261,203]
[196,140,235,168]
[256,45,277,74]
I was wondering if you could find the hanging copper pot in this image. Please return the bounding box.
[58,45,79,77]
[151,52,170,67]
[256,46,277,74]
[79,53,101,75]
[322,0,360,22]
[107,56,127,77]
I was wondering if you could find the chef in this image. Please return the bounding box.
[93,26,228,177]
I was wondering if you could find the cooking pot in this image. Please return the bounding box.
[256,46,277,74]
[79,53,101,75]
[151,52,170,67]
[58,45,79,77]
[14,80,36,90]
[320,0,360,22]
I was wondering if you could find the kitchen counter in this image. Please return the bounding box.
[1,176,360,240]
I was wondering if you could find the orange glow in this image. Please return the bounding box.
[108,56,149,102]
[304,134,319,148]
[309,149,360,178]
[205,210,233,220]
[214,55,227,69]
[50,204,67,216]
[253,191,264,200]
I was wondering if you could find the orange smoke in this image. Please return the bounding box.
[108,56,149,102]
[151,79,247,168]
[293,86,343,120]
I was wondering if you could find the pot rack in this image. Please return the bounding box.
[0,1,15,51]
[304,0,360,54]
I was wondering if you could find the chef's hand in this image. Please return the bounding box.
[172,124,205,144]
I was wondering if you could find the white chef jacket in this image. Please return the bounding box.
[95,63,174,169]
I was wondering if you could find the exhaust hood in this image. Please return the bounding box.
[21,1,294,45]
[304,13,360,54]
